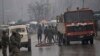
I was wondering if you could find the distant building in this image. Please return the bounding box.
[94,11,100,20]
[94,11,100,30]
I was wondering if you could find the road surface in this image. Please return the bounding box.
[31,34,100,56]
[1,33,100,56]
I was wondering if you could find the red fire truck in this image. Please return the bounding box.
[57,9,97,45]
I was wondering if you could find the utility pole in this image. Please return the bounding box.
[21,0,23,21]
[2,0,5,24]
[46,0,50,20]
[82,0,84,8]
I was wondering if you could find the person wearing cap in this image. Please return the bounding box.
[1,30,9,56]
[10,31,21,56]
[37,25,42,44]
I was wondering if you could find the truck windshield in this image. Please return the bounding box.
[67,25,93,32]
[64,10,94,22]
[11,28,25,33]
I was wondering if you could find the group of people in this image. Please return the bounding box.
[37,25,58,44]
[37,24,67,46]
[1,30,21,56]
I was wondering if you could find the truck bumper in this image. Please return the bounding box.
[66,35,94,41]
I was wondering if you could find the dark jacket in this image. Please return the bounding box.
[10,32,21,48]
[1,34,9,47]
[37,28,42,35]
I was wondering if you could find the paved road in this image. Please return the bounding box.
[0,46,31,56]
[59,40,99,56]
[31,34,100,56]
[1,33,100,56]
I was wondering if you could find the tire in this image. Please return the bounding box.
[82,40,88,45]
[82,40,85,45]
[0,45,1,48]
[89,37,94,45]
[85,40,89,45]
[28,46,31,51]
[67,41,70,45]
[0,42,1,48]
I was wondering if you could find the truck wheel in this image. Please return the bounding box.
[0,42,1,48]
[82,40,88,45]
[28,46,31,51]
[85,40,89,44]
[90,37,94,44]
[82,40,85,45]
[67,41,70,45]
[0,45,1,48]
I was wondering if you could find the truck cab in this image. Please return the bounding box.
[57,9,97,45]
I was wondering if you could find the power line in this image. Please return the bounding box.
[2,0,5,24]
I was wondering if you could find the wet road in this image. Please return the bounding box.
[0,47,31,56]
[20,48,31,56]
[31,34,100,56]
[1,33,100,56]
[31,34,59,56]
[59,43,95,56]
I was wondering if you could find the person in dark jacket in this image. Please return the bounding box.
[1,30,9,56]
[51,26,56,43]
[10,31,21,56]
[57,31,63,46]
[37,25,42,44]
[47,26,54,44]
[44,27,48,43]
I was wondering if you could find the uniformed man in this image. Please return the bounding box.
[51,26,56,43]
[37,25,42,44]
[44,27,48,43]
[47,26,54,44]
[1,30,9,56]
[57,31,63,46]
[10,31,21,56]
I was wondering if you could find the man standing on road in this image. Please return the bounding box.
[57,31,63,46]
[37,25,42,44]
[1,30,9,56]
[10,31,21,56]
[47,26,54,44]
[44,27,48,43]
[51,26,56,43]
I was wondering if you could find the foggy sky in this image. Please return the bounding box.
[0,0,100,24]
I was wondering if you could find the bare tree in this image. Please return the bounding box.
[28,1,50,22]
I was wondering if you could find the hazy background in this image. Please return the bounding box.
[0,0,100,24]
